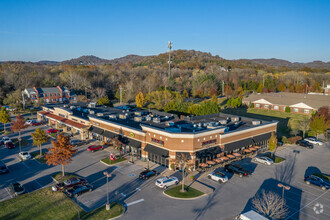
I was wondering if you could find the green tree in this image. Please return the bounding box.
[256,83,264,93]
[285,106,291,113]
[310,115,327,139]
[0,107,11,132]
[31,128,50,156]
[135,92,145,108]
[97,96,112,106]
[268,132,277,157]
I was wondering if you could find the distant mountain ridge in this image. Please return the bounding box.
[1,51,330,69]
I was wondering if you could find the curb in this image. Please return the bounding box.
[100,159,127,167]
[162,190,207,200]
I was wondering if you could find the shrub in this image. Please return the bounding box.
[308,130,316,137]
[287,136,302,144]
[191,175,195,181]
[170,164,175,170]
[249,102,254,108]
[281,136,288,144]
[285,106,291,113]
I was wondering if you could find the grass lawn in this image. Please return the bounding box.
[263,152,286,163]
[30,151,47,163]
[313,173,330,181]
[0,187,83,220]
[164,185,204,198]
[222,107,310,137]
[101,157,126,165]
[48,133,57,138]
[52,172,79,182]
[12,138,29,146]
[82,203,124,220]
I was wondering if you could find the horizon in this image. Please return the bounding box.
[1,0,330,62]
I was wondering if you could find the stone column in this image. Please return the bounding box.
[141,142,147,160]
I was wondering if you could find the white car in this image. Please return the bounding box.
[304,137,323,146]
[155,176,179,189]
[18,152,31,160]
[25,120,34,125]
[207,171,228,183]
[253,156,273,165]
[1,136,11,145]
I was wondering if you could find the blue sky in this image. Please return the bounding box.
[1,0,329,62]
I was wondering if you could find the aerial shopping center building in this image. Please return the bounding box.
[37,102,278,170]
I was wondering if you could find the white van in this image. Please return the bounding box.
[236,210,268,220]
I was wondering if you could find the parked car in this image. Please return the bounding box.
[1,136,11,145]
[155,176,179,189]
[4,141,15,149]
[225,164,252,177]
[296,140,313,149]
[0,160,9,174]
[8,182,26,196]
[47,128,58,134]
[25,120,35,125]
[304,175,330,190]
[207,171,228,183]
[139,169,159,180]
[304,137,323,146]
[52,177,88,192]
[70,140,86,147]
[31,121,44,126]
[64,184,93,198]
[87,145,103,152]
[253,156,274,165]
[277,141,283,147]
[18,151,31,160]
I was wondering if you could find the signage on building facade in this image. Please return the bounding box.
[129,133,134,138]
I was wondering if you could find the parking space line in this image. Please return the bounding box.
[126,199,144,207]
[5,188,13,199]
[20,161,30,169]
[286,190,328,220]
[34,179,43,188]
[294,181,329,194]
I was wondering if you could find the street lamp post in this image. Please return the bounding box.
[104,171,112,211]
[277,183,290,210]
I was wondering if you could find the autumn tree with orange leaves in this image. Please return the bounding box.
[45,133,77,177]
[11,114,28,152]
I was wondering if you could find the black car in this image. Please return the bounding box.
[139,169,159,180]
[70,140,86,147]
[224,164,251,177]
[9,182,26,196]
[296,140,313,149]
[64,184,93,198]
[304,175,330,190]
[0,161,9,174]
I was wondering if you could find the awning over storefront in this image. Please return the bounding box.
[144,144,169,157]
[196,146,222,158]
[88,126,104,135]
[126,138,141,148]
[253,133,272,143]
[103,130,117,139]
[224,138,254,152]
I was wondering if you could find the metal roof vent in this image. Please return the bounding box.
[96,113,103,116]
[252,120,261,125]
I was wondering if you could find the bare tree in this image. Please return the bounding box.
[175,153,194,192]
[299,117,310,138]
[252,190,289,219]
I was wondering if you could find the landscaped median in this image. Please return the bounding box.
[164,185,205,200]
[101,156,126,166]
[30,151,47,163]
[0,187,124,220]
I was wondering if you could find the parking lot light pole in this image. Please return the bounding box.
[277,183,290,210]
[104,171,112,211]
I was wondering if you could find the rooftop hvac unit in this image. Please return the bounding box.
[226,117,231,121]
[135,111,142,116]
[119,114,127,119]
[109,114,117,119]
[134,116,142,122]
[70,106,75,109]
[96,113,103,117]
[198,122,203,127]
[89,110,95,115]
[219,120,227,125]
[153,117,161,123]
[88,102,96,108]
[166,121,174,126]
[146,115,152,121]
[252,120,261,125]
[193,124,197,128]
[232,117,240,122]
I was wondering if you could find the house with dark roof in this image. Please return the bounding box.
[243,92,330,114]
[24,86,76,104]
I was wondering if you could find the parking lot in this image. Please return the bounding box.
[1,122,329,220]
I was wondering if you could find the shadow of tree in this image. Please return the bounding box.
[274,150,298,184]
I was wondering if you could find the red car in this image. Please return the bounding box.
[87,145,103,152]
[47,129,58,134]
[31,121,43,126]
[5,141,15,149]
